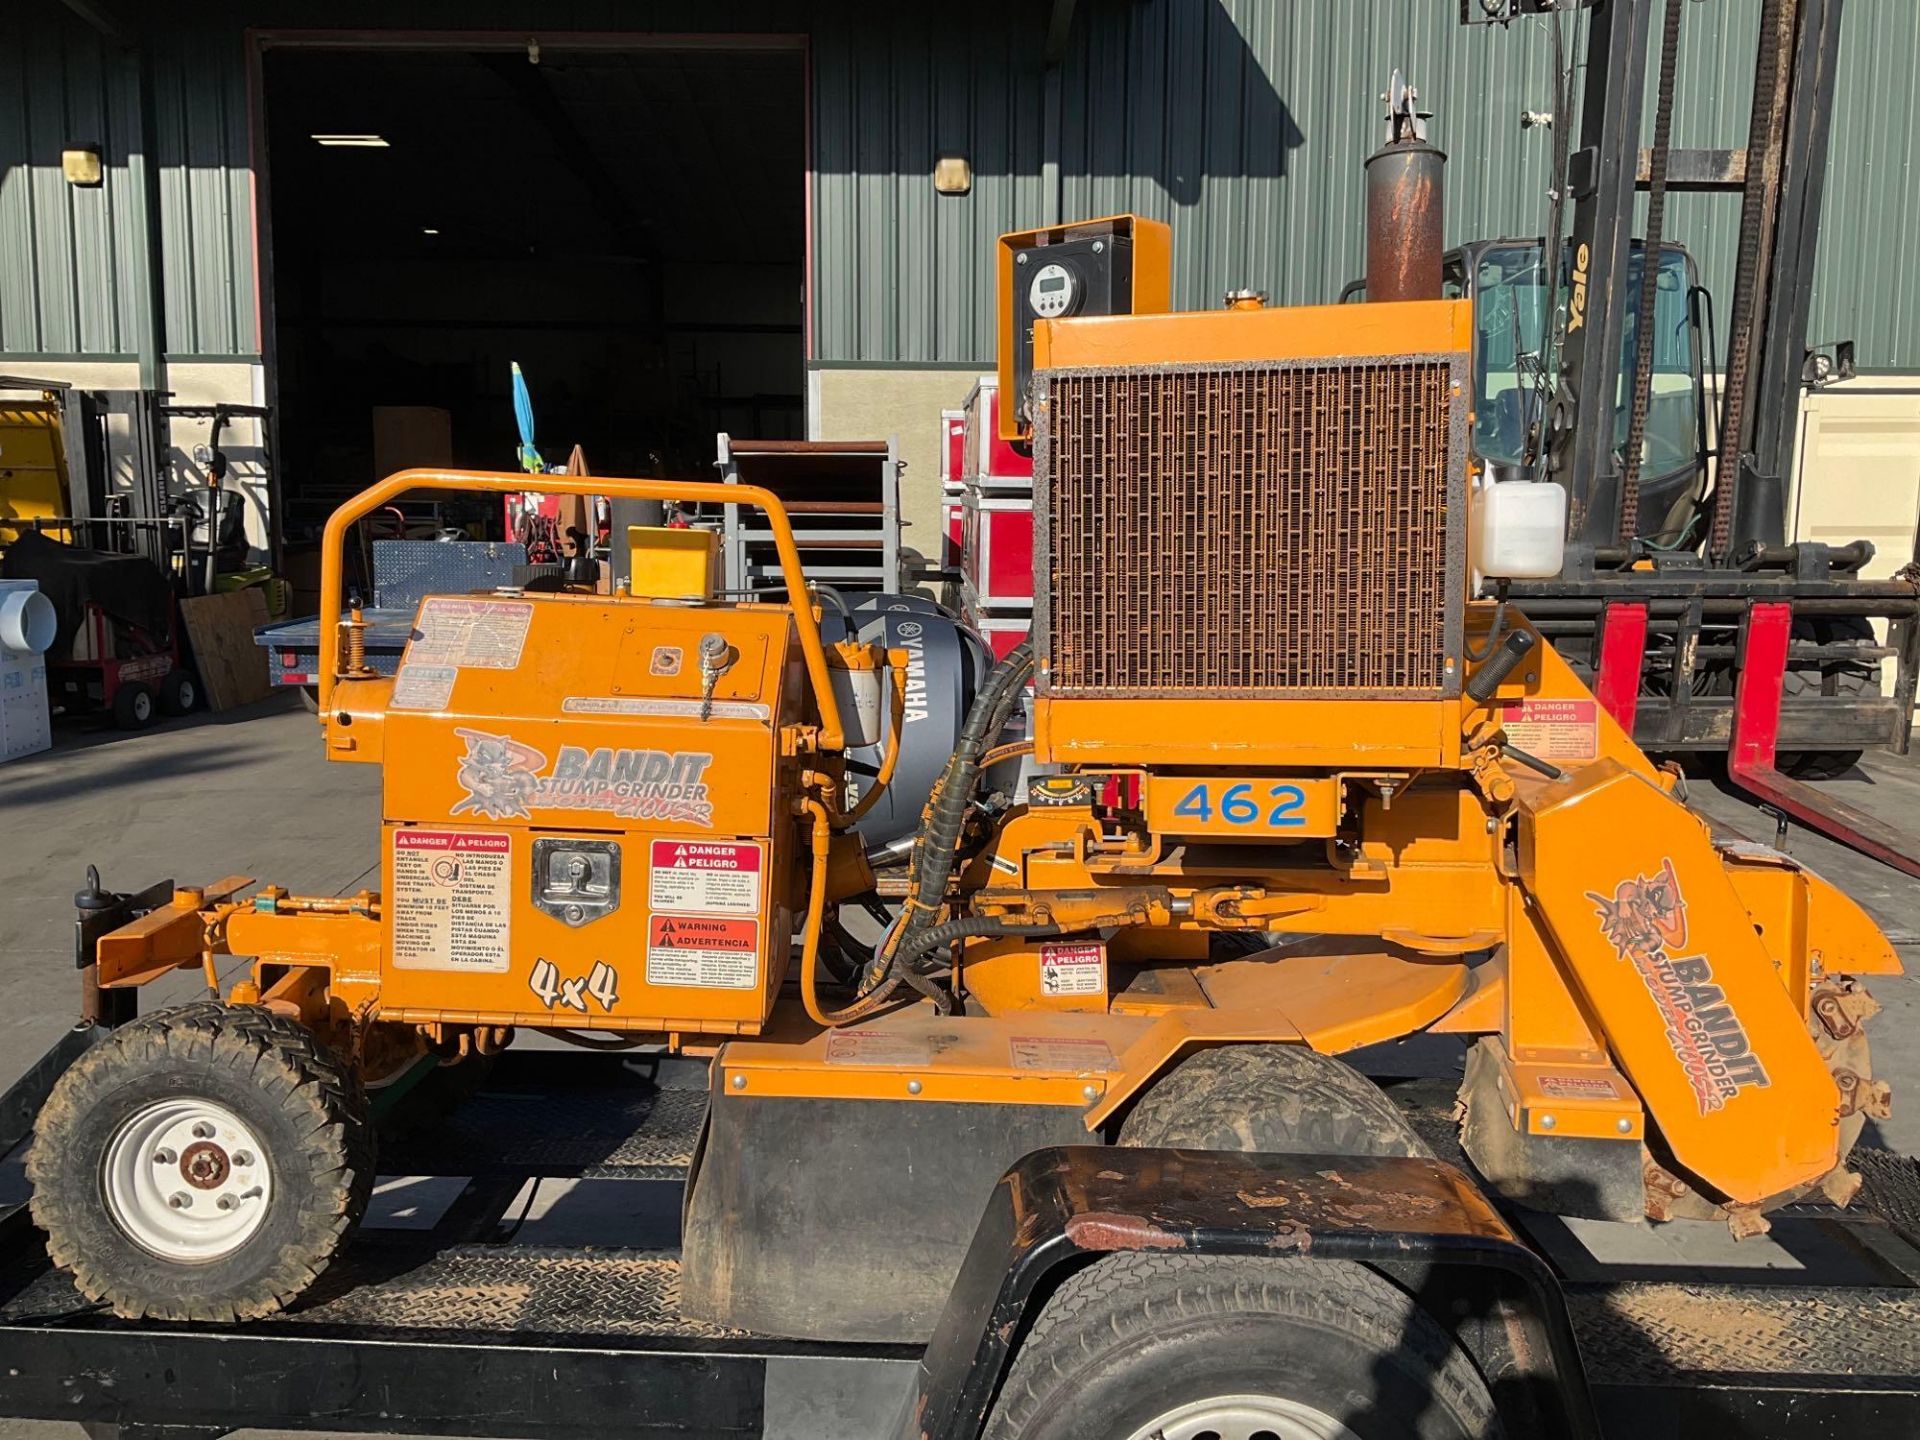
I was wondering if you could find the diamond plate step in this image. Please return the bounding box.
[1568,1280,1920,1385]
[285,1244,733,1337]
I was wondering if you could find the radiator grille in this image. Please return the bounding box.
[1037,358,1463,697]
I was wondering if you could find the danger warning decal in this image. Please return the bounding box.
[391,830,511,972]
[1039,941,1105,997]
[649,839,763,915]
[1503,698,1599,762]
[1589,858,1770,1113]
[646,914,759,990]
[451,728,714,826]
[392,599,535,712]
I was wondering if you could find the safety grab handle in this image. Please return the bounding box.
[318,468,845,749]
[1465,628,1538,704]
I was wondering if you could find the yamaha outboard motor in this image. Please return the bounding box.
[837,595,995,852]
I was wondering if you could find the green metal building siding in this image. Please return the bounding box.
[4,0,1918,368]
[1,11,145,356]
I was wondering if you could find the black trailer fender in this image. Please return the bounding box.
[901,1144,1599,1440]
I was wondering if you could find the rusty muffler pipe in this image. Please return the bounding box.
[1365,69,1446,303]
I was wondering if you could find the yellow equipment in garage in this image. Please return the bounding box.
[30,215,1899,1338]
[0,395,71,547]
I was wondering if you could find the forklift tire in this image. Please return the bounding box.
[27,1002,374,1322]
[111,681,156,729]
[1118,1044,1430,1158]
[1783,748,1865,782]
[158,667,198,716]
[983,1252,1500,1440]
[1779,617,1875,780]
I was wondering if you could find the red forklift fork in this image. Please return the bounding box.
[1591,597,1920,876]
[1593,601,1649,736]
[1730,601,1920,877]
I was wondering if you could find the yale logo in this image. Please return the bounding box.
[1567,242,1590,334]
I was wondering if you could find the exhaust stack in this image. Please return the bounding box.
[1365,70,1446,303]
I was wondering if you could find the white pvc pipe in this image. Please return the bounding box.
[0,584,56,656]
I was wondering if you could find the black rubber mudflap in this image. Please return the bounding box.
[680,1087,1087,1342]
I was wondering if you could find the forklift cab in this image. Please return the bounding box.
[1451,237,1712,546]
[1346,238,1713,549]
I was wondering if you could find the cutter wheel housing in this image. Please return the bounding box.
[36,212,1902,1341]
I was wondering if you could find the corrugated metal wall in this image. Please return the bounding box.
[0,10,145,356]
[0,8,256,357]
[149,30,257,358]
[4,0,1917,367]
[814,0,1920,368]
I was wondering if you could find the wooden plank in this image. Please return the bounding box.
[178,588,272,711]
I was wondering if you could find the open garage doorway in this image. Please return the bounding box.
[256,35,807,539]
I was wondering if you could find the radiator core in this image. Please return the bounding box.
[1034,357,1466,698]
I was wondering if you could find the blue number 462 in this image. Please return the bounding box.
[1173,784,1213,823]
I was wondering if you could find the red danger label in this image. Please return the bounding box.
[649,839,763,915]
[1502,698,1599,762]
[395,830,511,854]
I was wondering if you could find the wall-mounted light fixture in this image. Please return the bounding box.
[62,145,103,186]
[933,154,972,196]
[311,134,390,148]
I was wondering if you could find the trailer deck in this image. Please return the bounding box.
[2,1047,1918,1438]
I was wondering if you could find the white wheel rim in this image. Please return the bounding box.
[133,692,151,720]
[101,1098,274,1262]
[1124,1394,1360,1440]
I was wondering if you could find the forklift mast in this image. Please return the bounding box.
[1467,0,1920,878]
[1489,0,1845,560]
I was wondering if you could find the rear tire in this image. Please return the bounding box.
[1119,1044,1430,1158]
[27,1003,374,1321]
[111,681,155,729]
[984,1252,1500,1440]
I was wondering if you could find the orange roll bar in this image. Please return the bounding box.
[317,468,845,749]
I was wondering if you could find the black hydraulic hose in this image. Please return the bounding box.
[822,637,1034,1024]
[817,637,1036,1021]
[901,639,1034,933]
[893,916,1065,1014]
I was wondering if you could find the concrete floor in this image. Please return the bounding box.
[1,698,1918,1438]
[0,692,382,1095]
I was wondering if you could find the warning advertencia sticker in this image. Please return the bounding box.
[1537,1072,1621,1101]
[391,829,511,972]
[390,663,457,712]
[646,914,759,989]
[1502,698,1599,762]
[649,839,764,915]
